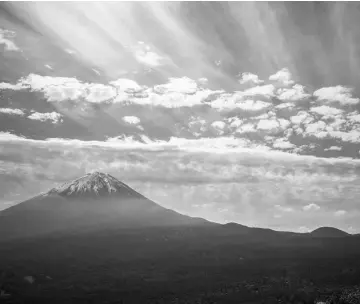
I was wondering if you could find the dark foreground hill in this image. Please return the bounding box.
[310,226,350,238]
[1,224,360,304]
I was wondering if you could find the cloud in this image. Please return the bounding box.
[19,74,87,102]
[274,204,294,212]
[298,226,311,233]
[327,130,360,143]
[0,29,20,51]
[3,131,360,168]
[310,105,344,117]
[313,86,359,105]
[325,146,342,151]
[2,70,360,151]
[161,136,270,153]
[110,78,143,93]
[10,74,136,104]
[228,117,243,129]
[237,99,272,111]
[269,68,294,86]
[0,82,24,90]
[257,118,290,133]
[334,210,347,216]
[27,112,63,124]
[133,42,167,67]
[303,203,321,211]
[272,138,295,150]
[0,132,271,154]
[211,95,272,111]
[243,84,275,99]
[293,110,360,142]
[0,108,25,116]
[304,121,327,138]
[0,107,63,124]
[347,112,360,123]
[188,117,207,136]
[235,123,257,134]
[276,84,310,101]
[122,116,141,125]
[257,119,280,131]
[85,84,117,103]
[1,71,356,127]
[328,116,346,131]
[275,102,296,110]
[238,72,264,85]
[140,89,218,108]
[20,74,76,90]
[278,118,291,130]
[290,111,315,125]
[135,50,164,67]
[254,112,274,120]
[198,78,208,85]
[211,121,226,135]
[154,77,198,94]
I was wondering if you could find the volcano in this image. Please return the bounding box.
[0,172,211,241]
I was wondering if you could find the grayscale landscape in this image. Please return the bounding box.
[1,2,360,304]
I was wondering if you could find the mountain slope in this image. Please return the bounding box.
[0,172,212,241]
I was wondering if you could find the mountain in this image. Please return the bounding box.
[310,227,350,238]
[0,172,212,241]
[0,171,353,243]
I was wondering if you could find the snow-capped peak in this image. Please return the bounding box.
[47,171,138,197]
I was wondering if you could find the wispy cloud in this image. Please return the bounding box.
[0,108,25,116]
[334,210,347,216]
[274,204,294,212]
[303,203,321,211]
[133,42,167,67]
[0,107,62,124]
[0,29,20,51]
[27,111,63,124]
[324,146,342,152]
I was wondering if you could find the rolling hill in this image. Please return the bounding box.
[310,226,349,238]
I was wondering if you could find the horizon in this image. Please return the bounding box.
[1,2,360,234]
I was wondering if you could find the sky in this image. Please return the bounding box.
[1,2,360,233]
